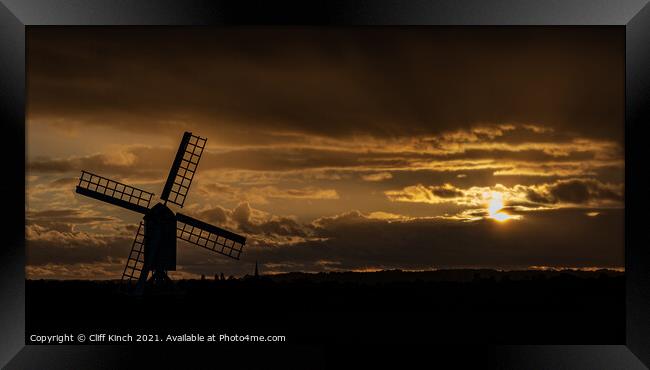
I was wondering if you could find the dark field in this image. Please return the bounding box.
[26,269,624,344]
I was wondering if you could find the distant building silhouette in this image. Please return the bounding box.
[254,261,260,278]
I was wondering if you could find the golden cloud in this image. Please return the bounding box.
[385,178,623,210]
[198,182,339,205]
[361,172,393,182]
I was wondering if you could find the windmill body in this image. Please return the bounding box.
[74,132,246,294]
[142,203,177,282]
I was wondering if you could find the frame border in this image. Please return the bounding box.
[2,1,649,368]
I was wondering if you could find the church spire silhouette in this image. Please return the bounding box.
[254,260,259,278]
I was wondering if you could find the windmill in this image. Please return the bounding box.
[74,132,246,294]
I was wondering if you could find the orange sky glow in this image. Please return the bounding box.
[26,27,625,279]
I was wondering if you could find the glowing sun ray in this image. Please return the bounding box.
[487,191,517,222]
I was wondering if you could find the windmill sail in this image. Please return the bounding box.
[74,131,246,295]
[160,132,206,208]
[176,212,246,260]
[121,221,147,289]
[76,171,153,214]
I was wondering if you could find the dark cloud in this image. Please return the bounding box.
[28,149,169,181]
[48,177,78,188]
[232,202,252,226]
[431,184,464,198]
[28,138,620,180]
[192,202,310,240]
[525,179,623,205]
[26,224,132,266]
[244,208,625,273]
[26,203,624,278]
[202,147,410,171]
[196,204,230,225]
[27,208,119,233]
[231,203,308,238]
[28,27,623,143]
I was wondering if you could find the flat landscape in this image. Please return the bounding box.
[26,269,624,344]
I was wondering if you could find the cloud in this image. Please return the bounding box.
[196,204,230,225]
[524,179,623,205]
[28,27,623,143]
[385,183,485,206]
[26,203,624,278]
[47,177,78,188]
[199,182,339,205]
[26,208,125,234]
[28,209,115,224]
[256,186,339,200]
[431,183,465,198]
[27,130,622,184]
[28,148,169,183]
[361,172,393,182]
[385,179,623,210]
[244,208,624,274]
[26,262,125,280]
[229,202,310,241]
[26,224,132,266]
[190,202,312,243]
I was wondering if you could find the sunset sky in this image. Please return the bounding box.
[26,27,624,279]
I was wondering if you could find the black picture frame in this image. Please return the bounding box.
[1,1,649,368]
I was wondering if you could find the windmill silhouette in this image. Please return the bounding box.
[74,132,246,294]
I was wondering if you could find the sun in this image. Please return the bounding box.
[487,191,514,222]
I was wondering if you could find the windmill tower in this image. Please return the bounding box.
[74,132,246,294]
